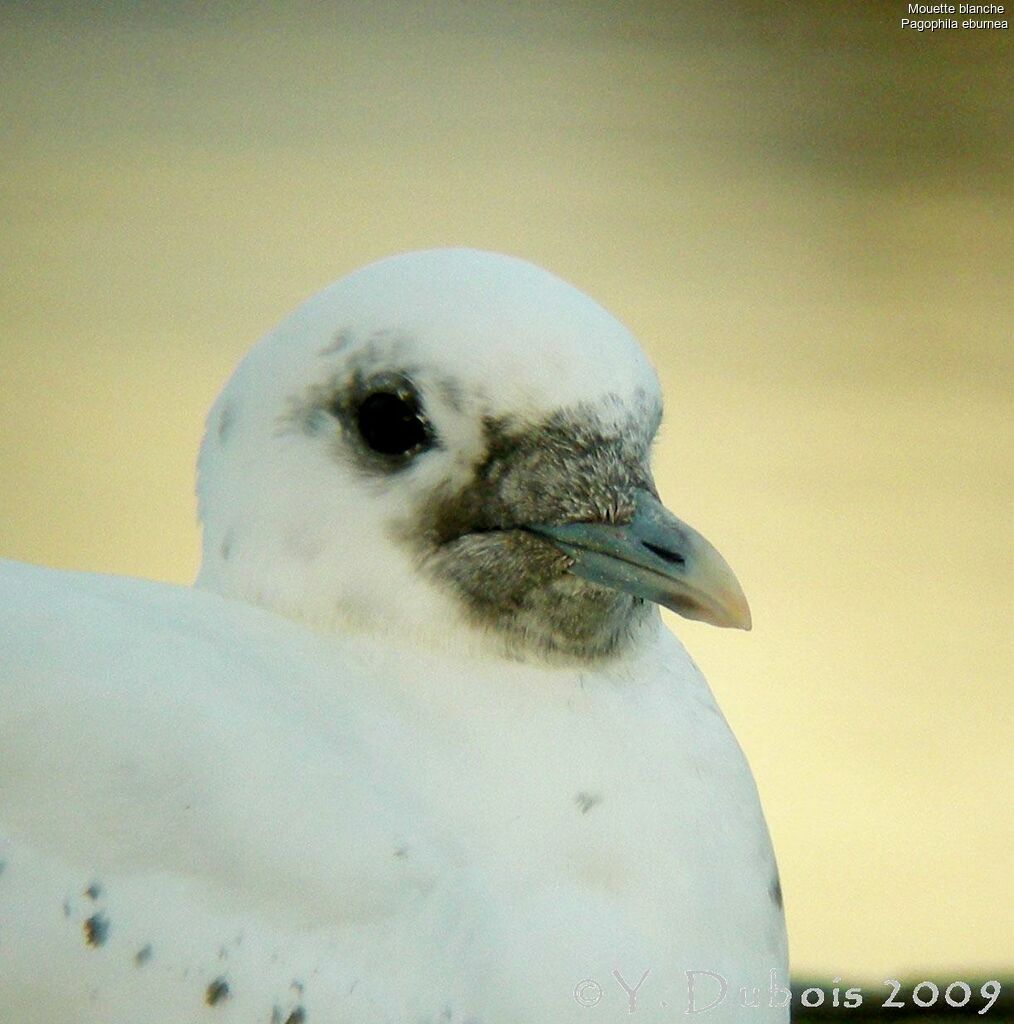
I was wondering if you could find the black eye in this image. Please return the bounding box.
[356,390,433,457]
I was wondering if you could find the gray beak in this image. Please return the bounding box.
[527,489,751,630]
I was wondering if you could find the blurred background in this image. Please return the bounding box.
[1,0,1010,997]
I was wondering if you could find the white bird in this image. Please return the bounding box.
[0,249,788,1023]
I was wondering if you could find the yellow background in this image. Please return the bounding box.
[1,3,1009,978]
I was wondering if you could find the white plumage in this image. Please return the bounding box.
[0,249,787,1022]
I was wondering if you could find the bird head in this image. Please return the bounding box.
[196,249,749,662]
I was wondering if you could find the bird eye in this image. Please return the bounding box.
[355,389,433,457]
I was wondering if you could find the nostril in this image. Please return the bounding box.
[642,540,685,567]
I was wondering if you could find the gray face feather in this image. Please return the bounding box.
[404,406,661,660]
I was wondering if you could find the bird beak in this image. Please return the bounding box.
[527,489,751,630]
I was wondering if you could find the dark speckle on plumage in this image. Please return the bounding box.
[770,874,783,910]
[205,976,230,1005]
[272,1007,308,1024]
[220,528,235,562]
[575,791,602,814]
[83,912,109,947]
[134,943,153,967]
[217,402,235,443]
[84,880,102,901]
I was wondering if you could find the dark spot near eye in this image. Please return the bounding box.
[84,881,102,901]
[770,874,783,910]
[319,328,352,357]
[642,540,685,567]
[205,976,230,1005]
[575,791,602,814]
[135,944,153,966]
[83,913,110,947]
[291,979,304,995]
[217,403,235,443]
[394,846,409,858]
[435,374,465,413]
